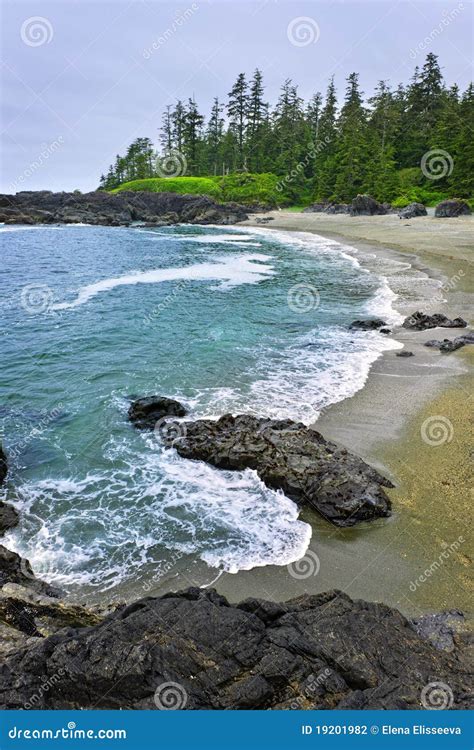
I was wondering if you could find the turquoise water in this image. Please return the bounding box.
[0,223,401,598]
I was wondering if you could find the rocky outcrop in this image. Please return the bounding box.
[0,545,62,598]
[402,311,467,331]
[170,414,392,526]
[434,199,471,218]
[0,447,18,535]
[350,195,389,216]
[302,202,350,214]
[398,202,427,219]
[349,318,386,330]
[0,191,248,227]
[0,587,470,710]
[128,396,187,429]
[424,332,474,353]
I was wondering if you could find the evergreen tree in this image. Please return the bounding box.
[205,97,225,174]
[247,69,268,171]
[333,73,370,201]
[183,98,204,175]
[450,82,474,196]
[227,73,249,169]
[314,78,338,199]
[365,81,400,200]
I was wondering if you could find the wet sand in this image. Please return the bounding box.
[200,210,473,616]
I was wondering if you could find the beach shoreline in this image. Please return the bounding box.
[201,210,473,617]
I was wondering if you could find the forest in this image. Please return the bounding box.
[99,54,473,206]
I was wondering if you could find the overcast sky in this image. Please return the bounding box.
[1,0,472,192]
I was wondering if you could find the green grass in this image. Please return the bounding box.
[111,173,292,206]
[111,177,223,199]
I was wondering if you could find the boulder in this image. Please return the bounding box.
[379,328,391,334]
[0,587,470,710]
[350,195,388,216]
[0,503,19,536]
[434,199,471,218]
[396,351,414,357]
[172,414,392,526]
[424,332,474,353]
[402,311,467,331]
[128,396,187,429]
[349,318,386,330]
[302,202,329,213]
[398,202,427,219]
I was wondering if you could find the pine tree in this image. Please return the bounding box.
[365,81,400,200]
[314,78,338,199]
[247,69,268,171]
[183,98,204,175]
[333,73,370,201]
[227,73,249,170]
[450,82,474,196]
[205,98,225,174]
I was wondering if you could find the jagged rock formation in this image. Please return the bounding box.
[0,587,471,710]
[0,191,248,226]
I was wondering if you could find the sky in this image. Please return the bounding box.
[1,0,472,192]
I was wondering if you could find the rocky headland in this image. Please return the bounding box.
[0,191,248,227]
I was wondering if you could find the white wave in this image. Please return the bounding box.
[51,253,276,310]
[5,444,311,588]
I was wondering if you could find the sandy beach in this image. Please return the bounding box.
[199,210,473,617]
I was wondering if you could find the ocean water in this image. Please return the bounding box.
[0,223,402,597]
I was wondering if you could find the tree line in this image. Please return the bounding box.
[99,54,473,203]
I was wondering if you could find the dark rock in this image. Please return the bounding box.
[350,195,388,216]
[349,318,386,331]
[412,610,471,653]
[0,587,470,710]
[379,328,391,334]
[325,203,350,214]
[0,545,63,598]
[402,311,467,331]
[255,216,274,223]
[0,191,248,227]
[398,202,427,219]
[396,351,414,357]
[434,199,471,218]
[128,396,187,429]
[0,503,19,536]
[172,414,392,526]
[302,202,329,213]
[0,584,101,638]
[0,444,6,485]
[424,332,474,353]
